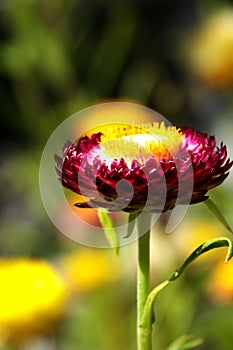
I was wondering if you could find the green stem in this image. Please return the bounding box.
[137,213,153,350]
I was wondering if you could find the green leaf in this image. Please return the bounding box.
[97,209,119,255]
[141,236,233,330]
[204,198,233,234]
[124,211,140,238]
[170,236,233,282]
[166,334,203,350]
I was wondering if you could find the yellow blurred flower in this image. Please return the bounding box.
[208,258,233,303]
[189,8,233,88]
[62,248,120,294]
[0,258,68,345]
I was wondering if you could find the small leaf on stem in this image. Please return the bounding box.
[141,236,233,333]
[170,236,233,282]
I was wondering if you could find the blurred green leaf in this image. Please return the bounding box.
[167,334,203,350]
[84,8,136,95]
[98,209,119,255]
[204,198,233,234]
[124,211,140,238]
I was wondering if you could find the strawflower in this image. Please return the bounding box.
[55,118,232,350]
[0,258,68,345]
[56,122,232,213]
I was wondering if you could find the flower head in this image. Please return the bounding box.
[0,259,68,345]
[56,122,232,213]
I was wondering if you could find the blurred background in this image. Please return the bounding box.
[0,0,233,349]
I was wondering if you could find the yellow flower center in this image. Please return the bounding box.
[98,122,183,163]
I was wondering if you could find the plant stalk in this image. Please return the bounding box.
[137,213,153,350]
